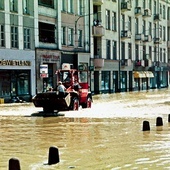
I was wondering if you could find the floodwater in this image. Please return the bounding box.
[1,89,170,169]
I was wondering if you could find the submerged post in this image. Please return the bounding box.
[48,146,60,165]
[9,158,21,170]
[142,121,150,131]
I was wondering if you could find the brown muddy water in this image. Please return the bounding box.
[1,89,170,169]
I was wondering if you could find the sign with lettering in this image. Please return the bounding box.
[41,54,60,62]
[40,64,48,74]
[0,59,31,66]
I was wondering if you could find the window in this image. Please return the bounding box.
[112,41,117,60]
[143,45,146,60]
[135,44,139,60]
[79,0,84,15]
[39,22,55,43]
[10,0,17,12]
[160,48,162,62]
[0,25,5,47]
[112,12,116,31]
[68,28,74,46]
[0,0,4,10]
[128,43,132,59]
[106,40,111,59]
[24,28,30,49]
[38,0,54,8]
[149,22,152,35]
[78,29,82,47]
[128,17,131,31]
[11,26,18,48]
[61,27,66,45]
[135,18,138,34]
[68,0,73,13]
[163,26,165,41]
[149,46,152,60]
[23,0,29,14]
[61,0,66,11]
[163,5,165,19]
[106,10,110,30]
[121,42,125,60]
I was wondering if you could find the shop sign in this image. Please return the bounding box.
[41,54,60,62]
[0,59,31,66]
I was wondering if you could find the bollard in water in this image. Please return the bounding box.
[156,117,163,126]
[9,158,21,170]
[48,146,60,165]
[142,121,150,131]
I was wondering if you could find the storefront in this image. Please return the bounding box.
[36,49,61,93]
[0,50,35,102]
[133,71,154,91]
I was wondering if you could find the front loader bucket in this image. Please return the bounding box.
[32,92,71,111]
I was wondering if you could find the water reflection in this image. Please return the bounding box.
[1,89,170,169]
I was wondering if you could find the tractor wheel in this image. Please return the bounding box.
[71,98,79,111]
[82,97,92,108]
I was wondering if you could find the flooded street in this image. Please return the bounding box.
[1,88,170,169]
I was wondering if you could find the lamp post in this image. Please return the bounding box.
[118,0,121,92]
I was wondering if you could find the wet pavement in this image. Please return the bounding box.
[1,88,170,169]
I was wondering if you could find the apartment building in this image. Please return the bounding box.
[35,0,91,93]
[90,0,170,94]
[0,0,36,102]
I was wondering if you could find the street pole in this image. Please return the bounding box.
[118,1,121,92]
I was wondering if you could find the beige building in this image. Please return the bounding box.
[35,0,91,93]
[90,0,170,94]
[0,0,36,102]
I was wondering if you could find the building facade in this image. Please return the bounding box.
[0,0,36,102]
[35,0,91,93]
[90,0,170,94]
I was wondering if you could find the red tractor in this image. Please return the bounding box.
[32,63,92,113]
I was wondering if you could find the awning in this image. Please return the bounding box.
[145,71,154,78]
[133,71,146,78]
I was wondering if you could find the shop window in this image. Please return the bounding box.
[39,22,55,43]
[17,72,30,95]
[101,71,110,91]
[0,72,10,97]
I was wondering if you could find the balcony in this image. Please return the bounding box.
[134,7,144,16]
[121,2,131,11]
[153,37,162,44]
[144,35,152,42]
[94,58,104,68]
[135,34,145,41]
[154,14,161,21]
[93,0,103,5]
[143,9,151,17]
[121,30,131,39]
[92,25,105,37]
[135,60,145,67]
[121,59,132,66]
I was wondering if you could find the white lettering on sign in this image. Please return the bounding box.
[0,59,31,66]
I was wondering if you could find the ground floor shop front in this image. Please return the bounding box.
[0,49,35,103]
[90,70,169,94]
